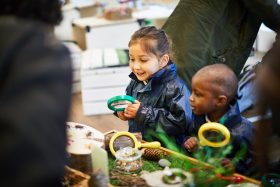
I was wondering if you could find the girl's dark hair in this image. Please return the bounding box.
[0,0,63,25]
[128,26,173,59]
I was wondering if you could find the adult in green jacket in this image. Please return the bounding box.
[163,0,280,88]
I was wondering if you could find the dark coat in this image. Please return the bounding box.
[187,100,255,174]
[0,17,72,187]
[163,0,280,88]
[126,61,192,146]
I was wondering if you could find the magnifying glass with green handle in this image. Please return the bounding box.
[107,95,135,112]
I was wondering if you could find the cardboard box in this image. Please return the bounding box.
[55,3,99,41]
[72,17,140,50]
[75,3,99,18]
[103,7,133,20]
[132,5,174,28]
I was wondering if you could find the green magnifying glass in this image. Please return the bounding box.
[107,95,135,112]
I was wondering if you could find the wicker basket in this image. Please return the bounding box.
[63,166,90,187]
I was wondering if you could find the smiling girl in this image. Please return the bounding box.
[116,26,192,147]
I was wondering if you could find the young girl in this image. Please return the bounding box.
[116,26,192,147]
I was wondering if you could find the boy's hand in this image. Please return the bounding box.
[221,158,235,172]
[117,111,129,121]
[124,100,141,119]
[184,137,198,152]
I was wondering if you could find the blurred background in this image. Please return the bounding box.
[56,0,277,133]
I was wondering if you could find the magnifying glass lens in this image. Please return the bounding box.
[113,135,135,152]
[107,95,135,112]
[111,101,131,109]
[203,130,225,142]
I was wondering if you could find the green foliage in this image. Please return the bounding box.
[142,159,162,171]
[193,144,233,174]
[108,152,193,185]
[145,126,181,152]
[108,122,250,186]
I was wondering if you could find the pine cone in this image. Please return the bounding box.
[142,148,165,161]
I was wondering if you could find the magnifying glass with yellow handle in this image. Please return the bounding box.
[109,131,161,156]
[198,122,230,148]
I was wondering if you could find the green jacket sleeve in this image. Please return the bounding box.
[242,0,280,32]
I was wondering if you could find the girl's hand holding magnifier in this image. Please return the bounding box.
[124,100,141,119]
[117,111,129,121]
[107,95,138,120]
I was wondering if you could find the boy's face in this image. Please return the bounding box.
[189,75,218,115]
[129,42,161,82]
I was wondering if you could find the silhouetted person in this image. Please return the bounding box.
[255,33,280,175]
[0,0,72,186]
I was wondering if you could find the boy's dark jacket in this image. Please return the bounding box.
[186,100,255,174]
[126,61,192,145]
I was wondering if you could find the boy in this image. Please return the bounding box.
[184,64,255,174]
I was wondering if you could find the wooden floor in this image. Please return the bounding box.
[68,92,128,133]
